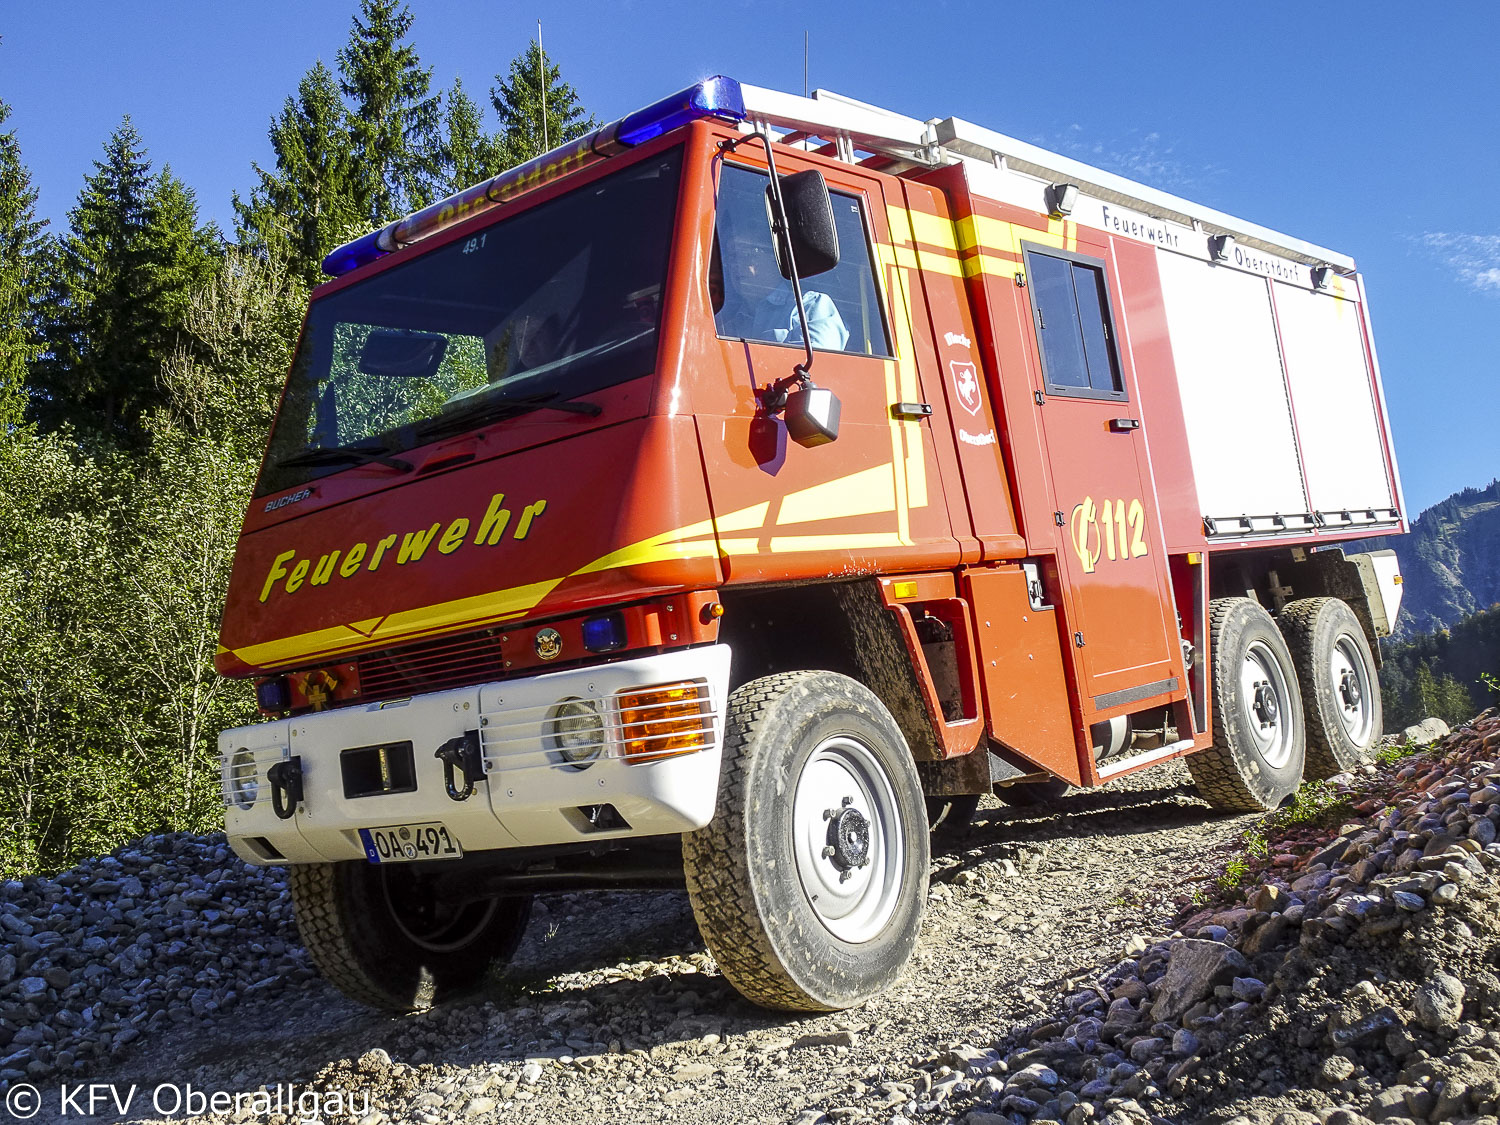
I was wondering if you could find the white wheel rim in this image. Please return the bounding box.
[1329,631,1375,747]
[1239,640,1295,770]
[790,735,906,944]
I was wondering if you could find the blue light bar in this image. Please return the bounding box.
[616,76,746,147]
[321,229,388,277]
[321,76,747,278]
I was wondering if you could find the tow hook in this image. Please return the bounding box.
[435,730,485,801]
[267,756,304,821]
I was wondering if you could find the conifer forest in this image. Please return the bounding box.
[0,1,596,876]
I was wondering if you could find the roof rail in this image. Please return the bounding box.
[735,85,1353,271]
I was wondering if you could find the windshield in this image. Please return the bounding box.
[257,148,683,497]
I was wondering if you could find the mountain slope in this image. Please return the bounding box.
[1363,479,1500,638]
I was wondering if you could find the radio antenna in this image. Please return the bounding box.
[538,20,549,152]
[803,31,809,97]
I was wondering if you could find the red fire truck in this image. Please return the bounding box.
[216,78,1406,1013]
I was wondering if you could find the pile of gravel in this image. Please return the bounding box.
[0,833,307,1086]
[801,710,1500,1125]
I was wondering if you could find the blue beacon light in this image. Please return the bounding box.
[321,76,747,278]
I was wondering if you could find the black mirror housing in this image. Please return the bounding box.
[358,330,449,379]
[784,383,841,447]
[766,170,840,280]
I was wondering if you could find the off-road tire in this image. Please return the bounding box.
[289,861,531,1012]
[993,778,1070,807]
[1280,597,1383,778]
[1188,598,1307,811]
[925,792,981,833]
[682,671,929,1011]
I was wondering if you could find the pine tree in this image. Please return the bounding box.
[439,76,506,194]
[31,120,216,446]
[146,168,221,341]
[235,61,363,286]
[31,118,159,442]
[1410,663,1441,723]
[337,0,440,222]
[1435,674,1475,727]
[490,40,598,167]
[0,98,47,429]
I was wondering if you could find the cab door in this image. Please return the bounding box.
[1020,238,1185,715]
[691,148,959,581]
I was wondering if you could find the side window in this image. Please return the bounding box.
[1023,245,1125,400]
[711,163,892,357]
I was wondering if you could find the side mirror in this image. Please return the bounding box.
[784,382,841,447]
[358,330,448,378]
[766,170,840,280]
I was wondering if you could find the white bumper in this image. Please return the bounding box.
[218,645,731,865]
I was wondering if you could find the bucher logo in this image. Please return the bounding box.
[257,492,547,603]
[950,360,981,417]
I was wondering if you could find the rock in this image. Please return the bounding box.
[1319,1054,1355,1084]
[463,1096,495,1116]
[1151,939,1249,1021]
[1249,884,1290,913]
[793,1030,859,1049]
[1412,972,1465,1033]
[1171,1028,1200,1057]
[15,977,47,999]
[1392,891,1425,912]
[1402,717,1450,744]
[1231,976,1266,1002]
[520,1061,544,1085]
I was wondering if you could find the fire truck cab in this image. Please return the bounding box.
[216,78,1405,1013]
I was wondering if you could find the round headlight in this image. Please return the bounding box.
[229,749,259,809]
[546,698,604,769]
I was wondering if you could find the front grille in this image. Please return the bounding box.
[356,629,508,700]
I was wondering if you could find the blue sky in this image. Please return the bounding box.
[4,1,1496,515]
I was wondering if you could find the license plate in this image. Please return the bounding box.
[359,822,463,864]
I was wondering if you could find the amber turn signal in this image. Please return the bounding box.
[617,681,710,764]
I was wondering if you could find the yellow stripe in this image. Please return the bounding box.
[777,463,896,525]
[237,500,775,668]
[769,532,907,552]
[905,208,960,252]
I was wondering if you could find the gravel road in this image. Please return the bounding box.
[15,763,1251,1125]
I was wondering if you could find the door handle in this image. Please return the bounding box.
[1109,418,1140,433]
[891,402,932,419]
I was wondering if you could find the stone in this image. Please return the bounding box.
[1248,884,1290,913]
[793,1030,859,1049]
[1392,891,1425,912]
[1171,1029,1200,1057]
[463,1096,495,1116]
[1403,717,1452,744]
[520,1061,544,1085]
[1319,1055,1355,1084]
[1231,977,1266,1002]
[1150,939,1249,1022]
[1412,972,1465,1033]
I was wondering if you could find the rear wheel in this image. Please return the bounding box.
[1280,597,1383,777]
[289,861,532,1012]
[1188,598,1306,811]
[683,672,929,1011]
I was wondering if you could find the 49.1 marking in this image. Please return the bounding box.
[1070,496,1148,574]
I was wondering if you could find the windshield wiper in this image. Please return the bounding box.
[416,391,602,443]
[276,439,415,472]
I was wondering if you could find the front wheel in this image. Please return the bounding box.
[683,672,929,1011]
[1279,597,1383,777]
[289,861,532,1012]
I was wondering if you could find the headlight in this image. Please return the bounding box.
[229,749,259,809]
[545,698,605,769]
